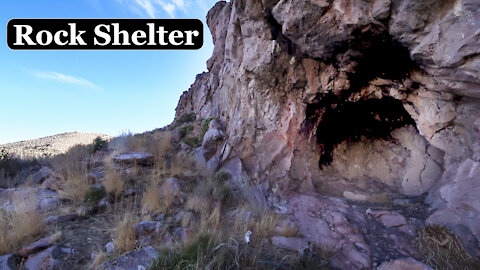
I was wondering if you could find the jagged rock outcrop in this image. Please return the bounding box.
[175,0,480,267]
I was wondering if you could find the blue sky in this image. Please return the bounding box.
[0,0,218,144]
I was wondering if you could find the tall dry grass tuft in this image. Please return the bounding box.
[0,190,45,254]
[417,225,480,270]
[104,164,124,198]
[142,176,162,213]
[113,213,137,254]
[142,175,175,215]
[51,145,92,200]
[58,172,91,201]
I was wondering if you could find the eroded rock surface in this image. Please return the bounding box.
[175,0,480,259]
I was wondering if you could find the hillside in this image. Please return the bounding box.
[0,132,111,159]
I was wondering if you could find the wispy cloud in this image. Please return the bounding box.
[117,0,198,18]
[135,0,156,18]
[32,70,101,89]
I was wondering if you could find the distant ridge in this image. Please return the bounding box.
[0,132,111,159]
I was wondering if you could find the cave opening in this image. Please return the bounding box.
[303,29,420,169]
[346,33,416,91]
[311,95,415,167]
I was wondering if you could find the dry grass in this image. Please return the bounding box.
[417,225,480,270]
[142,176,175,215]
[58,172,91,201]
[91,251,107,269]
[50,145,92,201]
[113,213,137,254]
[0,191,45,254]
[104,166,124,198]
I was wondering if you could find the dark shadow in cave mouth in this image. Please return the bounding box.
[307,95,416,167]
[302,30,420,169]
[347,33,417,91]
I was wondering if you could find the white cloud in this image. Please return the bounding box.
[32,71,101,89]
[172,0,186,12]
[158,1,176,17]
[135,0,157,18]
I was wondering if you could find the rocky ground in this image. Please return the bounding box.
[0,120,477,269]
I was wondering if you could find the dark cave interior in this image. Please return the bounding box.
[305,31,419,168]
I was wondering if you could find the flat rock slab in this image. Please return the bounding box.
[112,152,154,166]
[99,246,158,270]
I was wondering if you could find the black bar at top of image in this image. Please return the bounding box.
[7,19,204,50]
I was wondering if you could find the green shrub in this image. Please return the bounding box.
[177,113,196,124]
[182,136,201,148]
[179,124,194,139]
[199,118,215,142]
[84,186,106,203]
[92,137,108,153]
[151,234,215,270]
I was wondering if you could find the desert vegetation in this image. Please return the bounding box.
[0,121,478,269]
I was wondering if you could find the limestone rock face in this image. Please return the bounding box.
[175,0,480,261]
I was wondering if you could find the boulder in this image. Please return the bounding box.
[31,167,53,184]
[0,188,59,213]
[427,159,480,256]
[99,246,158,270]
[0,254,20,270]
[112,152,154,166]
[24,246,66,270]
[19,235,58,256]
[201,128,224,160]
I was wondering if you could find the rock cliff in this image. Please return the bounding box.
[175,0,480,267]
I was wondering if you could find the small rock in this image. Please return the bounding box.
[97,198,110,209]
[123,189,136,197]
[174,227,193,242]
[378,258,433,270]
[372,210,408,227]
[45,213,79,225]
[135,221,162,237]
[105,241,115,254]
[343,191,369,201]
